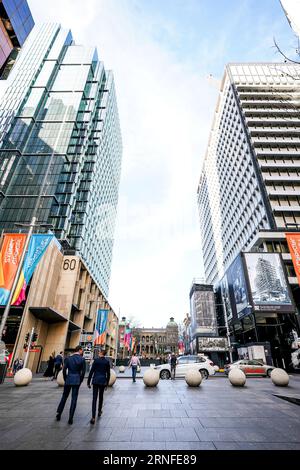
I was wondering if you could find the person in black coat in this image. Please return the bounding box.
[56,345,86,424]
[87,349,110,424]
[43,354,55,378]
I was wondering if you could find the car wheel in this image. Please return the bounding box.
[199,369,209,380]
[266,369,272,378]
[160,370,170,380]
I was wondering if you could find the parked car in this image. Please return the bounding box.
[154,355,215,379]
[224,359,275,377]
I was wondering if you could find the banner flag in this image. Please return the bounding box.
[12,234,54,305]
[286,233,300,285]
[124,327,131,350]
[94,309,109,346]
[0,234,27,305]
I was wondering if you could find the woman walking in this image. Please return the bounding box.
[128,352,141,383]
[87,349,110,424]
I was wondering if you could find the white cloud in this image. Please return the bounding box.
[28,0,218,327]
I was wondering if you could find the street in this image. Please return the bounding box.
[0,373,300,450]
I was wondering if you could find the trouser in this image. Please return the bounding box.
[54,364,61,379]
[171,366,176,379]
[92,384,105,418]
[57,384,80,419]
[132,365,137,381]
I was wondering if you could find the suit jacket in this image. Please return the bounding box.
[87,357,110,386]
[63,353,86,386]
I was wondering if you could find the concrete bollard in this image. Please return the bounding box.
[108,369,117,387]
[271,368,289,387]
[143,368,159,387]
[185,370,202,387]
[228,368,246,387]
[57,370,64,387]
[14,368,32,386]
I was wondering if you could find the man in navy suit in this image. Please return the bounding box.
[56,345,86,424]
[87,349,111,424]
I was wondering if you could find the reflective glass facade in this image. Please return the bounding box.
[0,23,122,296]
[0,0,34,73]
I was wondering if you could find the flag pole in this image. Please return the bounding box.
[0,216,37,341]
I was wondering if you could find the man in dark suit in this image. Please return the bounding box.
[87,349,111,424]
[56,345,86,424]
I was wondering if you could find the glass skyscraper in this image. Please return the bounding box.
[0,0,34,76]
[0,23,122,296]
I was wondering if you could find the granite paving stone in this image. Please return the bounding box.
[1,374,300,450]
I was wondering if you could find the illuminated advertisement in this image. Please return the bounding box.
[244,252,294,313]
[227,255,250,319]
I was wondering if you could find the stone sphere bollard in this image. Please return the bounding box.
[108,369,117,387]
[143,368,159,387]
[14,368,32,386]
[213,365,219,372]
[271,368,289,387]
[228,368,246,387]
[119,365,125,373]
[57,370,65,387]
[185,369,202,387]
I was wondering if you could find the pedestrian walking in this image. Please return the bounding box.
[52,351,64,380]
[56,345,86,424]
[170,353,177,380]
[127,352,141,383]
[43,354,55,378]
[87,349,110,424]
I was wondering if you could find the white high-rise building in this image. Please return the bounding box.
[198,63,300,286]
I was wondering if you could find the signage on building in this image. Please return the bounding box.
[244,252,294,313]
[227,254,250,319]
[80,332,94,344]
[197,337,228,351]
[286,233,300,286]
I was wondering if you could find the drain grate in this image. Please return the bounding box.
[274,394,300,406]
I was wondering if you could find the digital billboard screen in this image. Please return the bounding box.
[220,274,233,321]
[227,254,250,319]
[244,253,294,313]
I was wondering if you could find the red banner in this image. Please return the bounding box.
[0,234,27,305]
[286,233,300,285]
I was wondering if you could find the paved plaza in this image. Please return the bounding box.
[1,373,300,450]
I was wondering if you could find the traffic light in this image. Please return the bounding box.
[31,333,38,343]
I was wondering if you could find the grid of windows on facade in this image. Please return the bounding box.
[0,23,122,296]
[0,0,34,76]
[198,63,300,285]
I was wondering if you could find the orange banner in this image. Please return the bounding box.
[286,233,300,285]
[0,234,27,305]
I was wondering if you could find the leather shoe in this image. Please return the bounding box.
[68,418,73,425]
[90,418,95,424]
[56,414,61,421]
[98,410,102,417]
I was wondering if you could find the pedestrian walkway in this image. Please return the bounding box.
[1,374,300,450]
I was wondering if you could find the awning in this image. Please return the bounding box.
[29,307,68,324]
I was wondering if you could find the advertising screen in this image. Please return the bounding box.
[197,336,228,351]
[220,274,233,321]
[227,255,250,319]
[244,253,294,313]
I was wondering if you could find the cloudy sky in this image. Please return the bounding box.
[28,0,296,328]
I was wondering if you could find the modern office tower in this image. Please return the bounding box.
[198,63,300,286]
[0,23,122,297]
[189,282,228,365]
[198,63,300,368]
[0,0,34,78]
